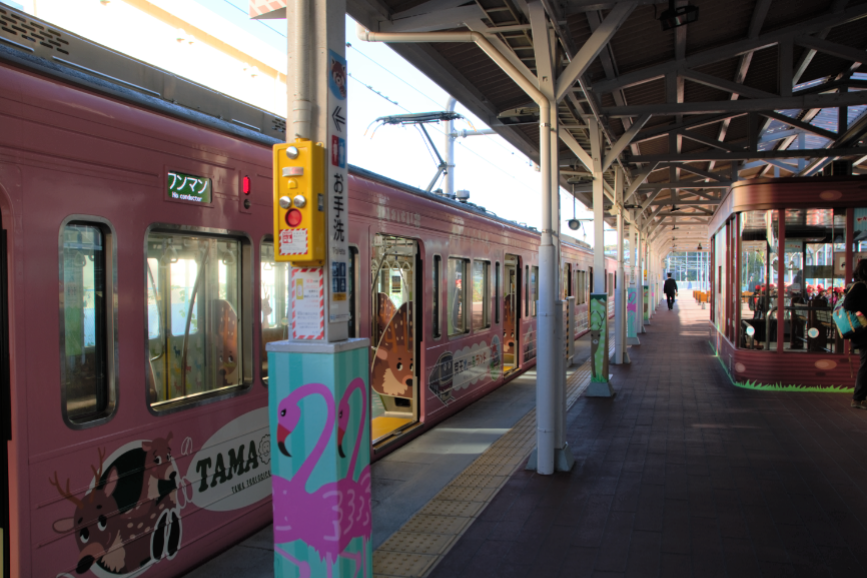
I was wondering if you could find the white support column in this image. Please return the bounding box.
[586,119,614,397]
[614,166,629,365]
[638,229,646,333]
[526,0,564,475]
[590,121,606,293]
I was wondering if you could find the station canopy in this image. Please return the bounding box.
[340,0,867,240]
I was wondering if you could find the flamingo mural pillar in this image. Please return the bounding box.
[252,0,373,574]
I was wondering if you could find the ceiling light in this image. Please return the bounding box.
[658,0,699,31]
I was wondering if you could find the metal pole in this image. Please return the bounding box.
[637,230,645,333]
[614,167,626,364]
[291,0,311,139]
[591,121,605,293]
[445,96,456,197]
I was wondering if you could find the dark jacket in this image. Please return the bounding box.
[844,282,867,346]
[663,278,678,296]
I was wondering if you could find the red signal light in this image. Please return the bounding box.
[243,176,251,194]
[286,209,302,227]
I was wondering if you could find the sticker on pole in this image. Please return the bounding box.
[279,229,308,256]
[328,50,347,100]
[291,267,325,340]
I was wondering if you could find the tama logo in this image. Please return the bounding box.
[186,408,272,512]
[194,436,269,493]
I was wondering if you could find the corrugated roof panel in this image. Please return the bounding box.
[740,46,780,96]
[683,0,754,55]
[602,5,675,78]
[762,0,845,32]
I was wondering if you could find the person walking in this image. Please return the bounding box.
[663,273,678,310]
[844,259,867,409]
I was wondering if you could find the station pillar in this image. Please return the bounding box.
[613,167,629,365]
[637,230,647,333]
[585,120,614,397]
[267,341,372,578]
[252,0,373,574]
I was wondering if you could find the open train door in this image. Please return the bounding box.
[504,254,521,373]
[1,227,10,578]
[370,235,419,445]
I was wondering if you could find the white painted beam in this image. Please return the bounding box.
[602,113,650,171]
[555,2,635,101]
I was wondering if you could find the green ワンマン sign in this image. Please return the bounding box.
[168,171,212,203]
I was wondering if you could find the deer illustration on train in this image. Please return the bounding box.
[50,434,182,575]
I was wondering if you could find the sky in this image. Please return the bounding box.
[11,0,611,244]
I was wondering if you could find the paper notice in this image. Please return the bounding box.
[291,267,324,339]
[280,229,308,256]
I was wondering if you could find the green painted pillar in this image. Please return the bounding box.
[643,284,650,324]
[586,293,614,397]
[627,285,640,345]
[267,338,372,578]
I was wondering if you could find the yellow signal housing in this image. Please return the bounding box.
[273,139,326,266]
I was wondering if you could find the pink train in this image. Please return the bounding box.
[0,7,616,578]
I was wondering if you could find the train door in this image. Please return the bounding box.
[370,235,419,444]
[504,254,520,373]
[1,228,9,578]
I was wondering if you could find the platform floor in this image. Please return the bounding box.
[182,324,612,578]
[430,299,867,578]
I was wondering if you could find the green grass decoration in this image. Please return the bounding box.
[706,341,853,394]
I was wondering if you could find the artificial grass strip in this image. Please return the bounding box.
[706,341,854,393]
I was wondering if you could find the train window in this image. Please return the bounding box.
[608,273,614,296]
[525,265,530,316]
[495,262,500,324]
[576,270,586,305]
[531,266,539,317]
[146,230,248,409]
[566,264,573,297]
[448,258,468,335]
[472,260,490,331]
[260,240,288,382]
[60,220,116,426]
[433,255,441,338]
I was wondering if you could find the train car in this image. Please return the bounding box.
[0,7,616,578]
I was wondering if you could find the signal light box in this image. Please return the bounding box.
[273,139,327,266]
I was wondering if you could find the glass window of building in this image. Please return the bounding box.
[739,210,779,351]
[472,260,490,330]
[448,258,468,335]
[62,221,115,425]
[782,208,845,354]
[147,232,245,408]
[260,240,289,380]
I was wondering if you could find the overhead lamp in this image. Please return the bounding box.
[497,107,539,125]
[697,242,703,250]
[658,0,699,31]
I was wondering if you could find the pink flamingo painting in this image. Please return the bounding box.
[272,381,370,578]
[336,378,372,578]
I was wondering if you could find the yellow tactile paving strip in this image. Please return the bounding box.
[373,354,602,578]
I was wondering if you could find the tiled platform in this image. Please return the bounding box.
[429,299,867,578]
